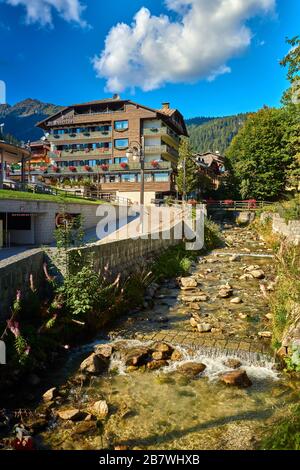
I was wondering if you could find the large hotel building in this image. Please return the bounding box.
[37,96,188,204]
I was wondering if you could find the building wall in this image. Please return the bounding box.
[0,199,121,245]
[261,212,300,245]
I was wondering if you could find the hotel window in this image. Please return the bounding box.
[114,138,129,149]
[114,157,128,164]
[121,174,136,182]
[138,174,153,182]
[153,172,169,182]
[114,120,128,131]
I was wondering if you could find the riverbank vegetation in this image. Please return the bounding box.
[0,215,223,391]
[254,216,300,370]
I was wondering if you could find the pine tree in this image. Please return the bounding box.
[176,137,199,197]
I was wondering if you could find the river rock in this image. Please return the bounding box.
[219,369,252,388]
[250,270,265,279]
[180,277,198,289]
[125,347,150,367]
[181,294,209,303]
[152,351,168,361]
[93,400,109,419]
[188,302,201,310]
[42,387,58,402]
[94,344,113,359]
[73,421,97,435]
[197,323,212,333]
[239,274,253,281]
[177,362,206,377]
[80,353,109,375]
[265,313,273,320]
[147,360,168,370]
[230,297,243,304]
[258,331,272,338]
[170,350,183,361]
[218,285,233,298]
[230,255,241,262]
[58,409,85,422]
[152,342,174,357]
[224,358,242,369]
[190,317,199,328]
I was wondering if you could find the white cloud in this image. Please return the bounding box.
[5,0,87,26]
[94,0,275,92]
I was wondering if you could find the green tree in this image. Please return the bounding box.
[226,107,293,200]
[280,36,300,191]
[176,137,200,197]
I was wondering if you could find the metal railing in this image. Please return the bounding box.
[205,200,274,210]
[48,130,112,142]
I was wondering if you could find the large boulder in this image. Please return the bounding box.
[151,342,174,359]
[219,369,252,388]
[177,362,206,377]
[80,353,109,375]
[125,347,150,367]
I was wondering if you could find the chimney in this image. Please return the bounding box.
[162,102,170,110]
[112,94,120,100]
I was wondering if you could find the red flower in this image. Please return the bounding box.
[101,164,109,171]
[224,199,234,205]
[120,162,128,169]
[151,160,159,167]
[52,166,59,172]
[84,165,91,171]
[69,166,76,172]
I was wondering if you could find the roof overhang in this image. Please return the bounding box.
[0,141,31,164]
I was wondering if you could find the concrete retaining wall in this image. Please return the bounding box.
[0,249,45,319]
[261,212,300,245]
[0,199,120,245]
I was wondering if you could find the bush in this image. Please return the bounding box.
[275,195,300,222]
[260,404,300,450]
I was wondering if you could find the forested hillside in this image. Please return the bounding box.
[187,113,250,154]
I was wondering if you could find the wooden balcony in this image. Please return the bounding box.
[49,149,112,159]
[144,144,178,161]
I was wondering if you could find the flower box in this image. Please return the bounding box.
[69,166,77,172]
[52,166,60,173]
[151,160,159,168]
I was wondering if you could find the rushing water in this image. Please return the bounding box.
[29,225,299,450]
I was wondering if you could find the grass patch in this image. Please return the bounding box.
[0,189,105,205]
[259,404,300,450]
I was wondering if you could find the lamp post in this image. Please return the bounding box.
[126,137,145,233]
[126,136,145,206]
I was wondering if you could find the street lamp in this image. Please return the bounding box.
[126,136,145,206]
[178,157,186,203]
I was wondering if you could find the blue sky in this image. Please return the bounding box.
[0,0,299,118]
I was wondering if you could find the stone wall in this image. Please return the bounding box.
[261,212,300,245]
[0,220,183,319]
[0,248,45,319]
[69,223,182,277]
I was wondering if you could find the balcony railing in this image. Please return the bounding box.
[22,160,173,176]
[144,144,178,158]
[48,130,112,142]
[143,127,180,143]
[49,149,112,159]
